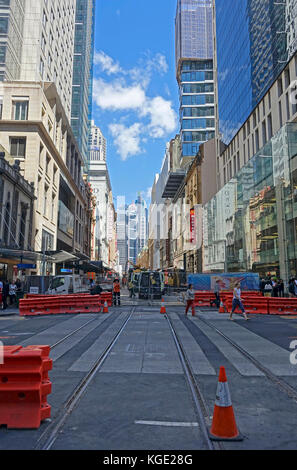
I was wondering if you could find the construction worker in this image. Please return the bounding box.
[113,279,121,306]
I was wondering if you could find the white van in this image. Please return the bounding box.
[47,275,89,295]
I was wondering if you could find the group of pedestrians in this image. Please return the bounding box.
[184,281,249,321]
[0,279,21,310]
[260,277,285,297]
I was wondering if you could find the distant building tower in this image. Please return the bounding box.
[88,123,111,266]
[89,120,107,162]
[71,0,96,167]
[175,0,215,167]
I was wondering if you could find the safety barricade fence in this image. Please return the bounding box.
[19,295,102,316]
[0,345,52,429]
[224,297,269,315]
[268,298,297,315]
[193,292,216,306]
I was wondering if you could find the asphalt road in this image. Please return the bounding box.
[1,293,297,450]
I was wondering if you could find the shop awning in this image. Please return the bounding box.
[0,248,55,262]
[162,171,186,198]
[44,250,79,263]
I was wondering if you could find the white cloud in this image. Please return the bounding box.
[109,123,142,160]
[93,78,146,111]
[93,51,177,160]
[142,96,177,138]
[94,51,122,75]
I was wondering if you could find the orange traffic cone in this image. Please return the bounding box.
[219,301,225,313]
[160,299,166,314]
[103,301,109,314]
[209,366,243,441]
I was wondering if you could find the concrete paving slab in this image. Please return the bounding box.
[171,316,216,375]
[190,317,264,376]
[69,313,129,372]
[51,314,111,361]
[20,314,99,347]
[201,316,297,376]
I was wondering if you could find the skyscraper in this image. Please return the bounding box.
[0,0,25,82]
[215,0,294,145]
[71,0,96,166]
[88,122,112,266]
[21,0,76,120]
[175,0,215,166]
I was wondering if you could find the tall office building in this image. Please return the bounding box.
[0,0,25,81]
[0,0,76,120]
[175,0,215,166]
[215,0,296,145]
[21,0,76,120]
[71,0,96,166]
[88,120,106,162]
[88,122,112,266]
[116,197,128,273]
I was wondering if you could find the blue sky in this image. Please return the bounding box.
[93,0,179,206]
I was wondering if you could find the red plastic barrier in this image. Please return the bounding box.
[224,297,269,314]
[19,295,102,316]
[268,298,297,315]
[0,345,52,429]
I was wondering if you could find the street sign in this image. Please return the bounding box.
[61,269,72,273]
[17,264,36,269]
[29,287,39,294]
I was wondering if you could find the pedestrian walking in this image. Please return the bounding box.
[278,279,284,297]
[229,282,248,321]
[2,280,9,310]
[214,280,221,308]
[113,279,121,306]
[289,279,296,297]
[264,279,273,297]
[294,278,297,297]
[260,278,266,296]
[129,280,135,298]
[185,284,195,316]
[9,281,17,305]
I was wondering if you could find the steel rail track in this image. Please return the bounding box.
[196,313,297,405]
[165,314,223,451]
[35,309,134,450]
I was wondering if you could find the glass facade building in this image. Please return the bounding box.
[71,0,96,167]
[175,0,215,162]
[216,0,297,145]
[0,0,25,81]
[203,123,297,281]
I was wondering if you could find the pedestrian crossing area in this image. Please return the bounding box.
[5,310,297,377]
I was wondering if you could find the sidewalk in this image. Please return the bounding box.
[0,307,19,317]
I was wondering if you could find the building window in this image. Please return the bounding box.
[10,137,26,158]
[12,100,29,120]
[267,114,273,141]
[45,154,51,174]
[284,68,290,89]
[255,129,259,152]
[40,58,44,78]
[262,121,267,146]
[44,185,49,216]
[279,101,283,127]
[286,92,290,120]
[278,78,283,97]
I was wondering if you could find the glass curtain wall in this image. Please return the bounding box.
[203,123,297,282]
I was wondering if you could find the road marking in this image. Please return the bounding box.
[135,420,199,427]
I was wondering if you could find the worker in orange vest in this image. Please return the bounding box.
[113,279,121,306]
